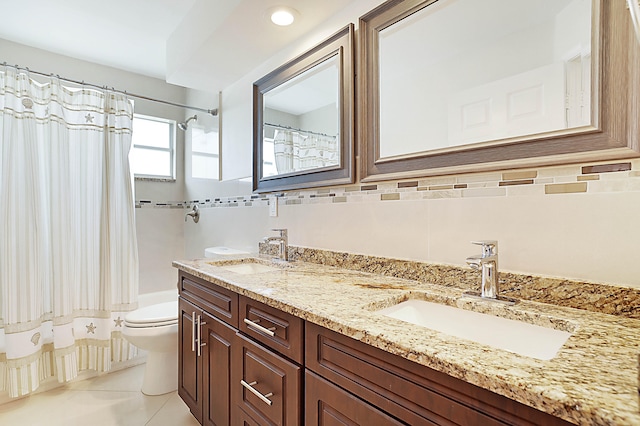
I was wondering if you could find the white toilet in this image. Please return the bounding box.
[122,300,179,395]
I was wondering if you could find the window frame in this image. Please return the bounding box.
[131,113,177,181]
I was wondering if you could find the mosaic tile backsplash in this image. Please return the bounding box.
[136,159,640,209]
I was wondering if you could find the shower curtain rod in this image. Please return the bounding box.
[2,62,218,117]
[264,122,337,138]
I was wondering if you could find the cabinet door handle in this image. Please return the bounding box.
[243,318,276,337]
[240,380,273,406]
[196,315,206,356]
[191,311,196,352]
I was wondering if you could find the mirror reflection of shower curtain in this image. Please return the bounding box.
[274,129,294,173]
[274,129,338,174]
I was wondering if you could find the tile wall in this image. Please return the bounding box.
[138,160,640,210]
[143,158,640,290]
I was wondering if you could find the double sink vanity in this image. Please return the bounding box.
[173,246,640,425]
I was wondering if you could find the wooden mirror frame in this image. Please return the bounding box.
[359,0,640,182]
[253,24,355,193]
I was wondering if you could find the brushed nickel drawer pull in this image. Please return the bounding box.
[197,315,206,356]
[244,318,276,337]
[241,380,273,406]
[191,311,196,352]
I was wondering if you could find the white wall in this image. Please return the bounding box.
[0,38,188,295]
[4,0,637,294]
[181,1,640,289]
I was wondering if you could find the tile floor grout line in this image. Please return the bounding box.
[144,393,176,426]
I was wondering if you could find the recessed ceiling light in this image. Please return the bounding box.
[268,6,297,26]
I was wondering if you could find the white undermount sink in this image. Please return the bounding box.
[208,258,291,275]
[218,262,279,275]
[377,299,572,360]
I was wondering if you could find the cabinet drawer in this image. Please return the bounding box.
[233,333,302,425]
[231,406,262,426]
[306,323,571,426]
[239,296,304,364]
[179,271,238,327]
[305,370,404,426]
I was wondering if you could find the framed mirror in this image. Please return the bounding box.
[359,0,640,181]
[253,24,354,192]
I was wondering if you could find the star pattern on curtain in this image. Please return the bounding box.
[85,113,94,123]
[113,317,124,327]
[86,323,97,334]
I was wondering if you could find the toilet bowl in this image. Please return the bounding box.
[122,301,178,395]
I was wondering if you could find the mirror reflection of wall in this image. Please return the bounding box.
[191,125,220,180]
[262,56,340,178]
[378,0,592,159]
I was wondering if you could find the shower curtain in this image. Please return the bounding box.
[0,68,139,397]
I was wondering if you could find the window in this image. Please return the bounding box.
[191,126,220,180]
[130,114,176,179]
[261,136,278,177]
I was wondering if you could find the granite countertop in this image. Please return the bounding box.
[173,254,640,426]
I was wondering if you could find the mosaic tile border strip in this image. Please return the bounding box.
[136,159,640,208]
[258,243,640,320]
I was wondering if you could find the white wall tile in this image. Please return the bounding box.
[135,208,185,294]
[426,192,640,286]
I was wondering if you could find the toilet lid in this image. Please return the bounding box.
[124,301,178,327]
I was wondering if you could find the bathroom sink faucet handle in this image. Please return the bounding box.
[264,228,289,261]
[271,228,287,238]
[471,240,497,257]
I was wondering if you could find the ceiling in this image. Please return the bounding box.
[0,0,357,92]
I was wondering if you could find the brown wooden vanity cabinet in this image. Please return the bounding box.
[178,271,573,426]
[179,271,305,426]
[178,272,239,426]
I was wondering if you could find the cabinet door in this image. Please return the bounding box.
[201,310,236,426]
[178,297,202,422]
[305,370,406,426]
[233,333,302,425]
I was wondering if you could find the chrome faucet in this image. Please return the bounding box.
[466,240,499,299]
[263,228,288,261]
[464,240,515,304]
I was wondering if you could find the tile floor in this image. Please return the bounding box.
[0,364,200,426]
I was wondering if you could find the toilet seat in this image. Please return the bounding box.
[124,301,178,328]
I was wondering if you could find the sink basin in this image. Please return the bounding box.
[218,262,279,275]
[377,299,572,360]
[207,258,289,275]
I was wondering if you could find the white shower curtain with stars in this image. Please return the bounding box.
[0,68,139,397]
